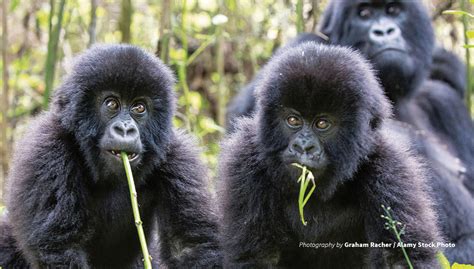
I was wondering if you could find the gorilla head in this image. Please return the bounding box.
[255,43,390,199]
[52,45,176,180]
[319,0,434,101]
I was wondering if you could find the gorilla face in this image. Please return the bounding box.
[320,0,434,101]
[52,45,176,180]
[97,91,148,171]
[256,44,390,198]
[280,110,332,172]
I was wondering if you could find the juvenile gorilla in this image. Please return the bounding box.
[218,43,441,268]
[0,45,221,268]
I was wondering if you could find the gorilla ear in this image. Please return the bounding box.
[368,90,392,130]
[51,81,80,132]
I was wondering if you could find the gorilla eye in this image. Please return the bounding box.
[105,98,119,111]
[131,103,146,114]
[315,119,331,130]
[386,3,402,16]
[358,5,372,18]
[287,115,303,128]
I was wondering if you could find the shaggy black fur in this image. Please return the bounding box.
[318,0,474,195]
[225,33,328,132]
[225,1,474,197]
[227,39,467,132]
[0,45,221,268]
[218,43,441,268]
[430,47,467,99]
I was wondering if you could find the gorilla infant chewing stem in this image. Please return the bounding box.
[1,45,221,268]
[218,43,441,268]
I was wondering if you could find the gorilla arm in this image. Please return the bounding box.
[361,138,441,268]
[7,114,92,268]
[218,121,285,268]
[399,80,474,194]
[154,131,221,268]
[430,47,467,98]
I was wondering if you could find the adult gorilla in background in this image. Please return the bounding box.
[0,45,221,268]
[219,43,443,268]
[318,0,474,193]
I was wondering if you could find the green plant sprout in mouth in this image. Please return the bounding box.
[121,152,153,269]
[292,163,317,226]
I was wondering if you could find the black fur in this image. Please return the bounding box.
[226,1,474,196]
[383,120,474,264]
[430,47,467,98]
[318,0,474,195]
[218,43,441,268]
[225,33,328,132]
[0,45,221,268]
[0,219,29,268]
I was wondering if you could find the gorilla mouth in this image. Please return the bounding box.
[108,150,139,161]
[284,154,326,172]
[369,47,406,59]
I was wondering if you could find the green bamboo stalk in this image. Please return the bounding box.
[88,0,98,47]
[43,0,66,109]
[1,0,10,191]
[296,0,304,33]
[118,0,133,43]
[178,0,192,131]
[461,0,472,113]
[121,152,152,269]
[215,13,226,127]
[158,0,172,64]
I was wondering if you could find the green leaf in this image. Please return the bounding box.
[436,252,451,269]
[9,0,19,11]
[467,30,474,39]
[443,10,474,18]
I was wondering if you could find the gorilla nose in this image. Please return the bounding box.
[110,121,139,142]
[369,22,400,43]
[292,140,317,155]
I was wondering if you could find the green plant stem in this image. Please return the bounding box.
[391,226,413,269]
[298,170,307,225]
[158,0,172,64]
[43,0,66,109]
[382,206,413,269]
[121,152,152,269]
[178,0,192,131]
[461,0,472,113]
[296,0,304,33]
[293,164,317,226]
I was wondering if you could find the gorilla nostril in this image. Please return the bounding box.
[126,127,138,138]
[304,145,315,153]
[113,125,125,137]
[111,121,139,139]
[387,28,395,35]
[292,143,304,154]
[373,29,384,36]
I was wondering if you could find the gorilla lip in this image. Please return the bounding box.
[108,150,139,161]
[369,47,406,59]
